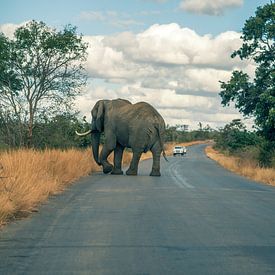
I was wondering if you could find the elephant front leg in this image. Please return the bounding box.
[100,146,114,174]
[111,144,124,175]
[126,150,142,176]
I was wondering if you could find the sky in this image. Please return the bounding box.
[0,0,269,130]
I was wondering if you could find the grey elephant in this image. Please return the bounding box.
[76,98,167,176]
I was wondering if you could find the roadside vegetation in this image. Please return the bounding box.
[206,2,275,186]
[205,146,275,186]
[0,149,98,226]
[205,119,275,186]
[214,119,274,168]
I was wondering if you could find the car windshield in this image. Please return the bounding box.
[174,146,182,149]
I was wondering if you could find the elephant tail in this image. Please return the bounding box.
[162,148,168,162]
[155,125,168,162]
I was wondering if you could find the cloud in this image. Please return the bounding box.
[79,23,253,129]
[0,20,251,129]
[175,68,232,96]
[79,10,143,29]
[103,23,243,69]
[179,0,243,15]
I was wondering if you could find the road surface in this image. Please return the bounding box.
[1,144,275,274]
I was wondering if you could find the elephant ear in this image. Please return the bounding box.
[95,101,104,132]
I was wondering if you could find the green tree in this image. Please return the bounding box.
[215,119,260,152]
[219,2,275,141]
[0,20,88,147]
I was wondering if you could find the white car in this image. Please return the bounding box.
[173,146,187,156]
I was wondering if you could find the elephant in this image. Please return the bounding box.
[76,98,167,176]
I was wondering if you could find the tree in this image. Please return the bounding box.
[219,2,275,142]
[0,20,88,147]
[215,119,260,152]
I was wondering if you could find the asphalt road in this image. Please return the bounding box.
[1,144,275,275]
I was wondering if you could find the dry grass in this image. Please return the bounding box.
[205,146,275,186]
[0,140,209,226]
[0,148,99,226]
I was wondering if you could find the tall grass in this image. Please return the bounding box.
[205,146,275,186]
[0,140,208,226]
[0,149,99,226]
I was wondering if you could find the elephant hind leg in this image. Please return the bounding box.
[111,144,124,175]
[126,150,142,176]
[150,143,161,177]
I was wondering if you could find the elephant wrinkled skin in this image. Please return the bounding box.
[76,99,167,176]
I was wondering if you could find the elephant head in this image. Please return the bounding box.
[75,100,107,165]
[76,99,131,166]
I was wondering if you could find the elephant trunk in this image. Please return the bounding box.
[91,132,101,166]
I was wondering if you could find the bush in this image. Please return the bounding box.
[215,119,260,153]
[258,141,275,168]
[215,119,275,168]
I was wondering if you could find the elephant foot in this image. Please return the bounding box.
[103,163,113,174]
[150,169,161,177]
[111,168,123,175]
[126,168,137,176]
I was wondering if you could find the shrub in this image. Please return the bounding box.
[215,119,260,153]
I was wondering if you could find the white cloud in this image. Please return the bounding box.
[103,24,243,69]
[176,68,232,96]
[79,23,253,129]
[0,20,251,129]
[79,10,143,29]
[179,0,243,15]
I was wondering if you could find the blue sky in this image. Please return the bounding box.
[0,0,270,129]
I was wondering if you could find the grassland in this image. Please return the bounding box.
[0,140,207,226]
[205,146,275,186]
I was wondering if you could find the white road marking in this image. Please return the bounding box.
[168,160,194,189]
[173,168,194,189]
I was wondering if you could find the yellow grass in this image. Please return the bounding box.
[205,146,275,186]
[0,140,209,226]
[0,148,99,226]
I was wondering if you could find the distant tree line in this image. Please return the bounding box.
[0,112,215,149]
[0,112,90,149]
[165,124,217,142]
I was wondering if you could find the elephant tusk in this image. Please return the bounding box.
[75,130,92,136]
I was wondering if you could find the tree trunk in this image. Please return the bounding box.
[27,106,34,148]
